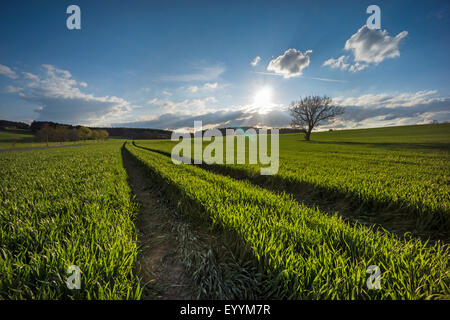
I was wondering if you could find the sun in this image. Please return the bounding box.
[253,87,273,106]
[253,87,274,113]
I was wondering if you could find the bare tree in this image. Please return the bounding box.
[289,95,344,141]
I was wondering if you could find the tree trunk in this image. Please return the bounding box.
[305,129,312,141]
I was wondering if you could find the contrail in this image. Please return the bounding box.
[304,76,348,83]
[253,72,348,83]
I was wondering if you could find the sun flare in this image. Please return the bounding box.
[253,86,274,114]
[253,87,273,106]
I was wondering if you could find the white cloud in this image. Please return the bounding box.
[345,25,408,64]
[327,90,450,129]
[348,62,368,72]
[160,65,225,82]
[16,64,135,125]
[114,91,450,131]
[324,25,407,72]
[113,108,291,131]
[204,82,218,89]
[0,64,18,79]
[333,90,442,108]
[147,96,217,115]
[185,82,219,93]
[267,49,312,78]
[22,72,40,83]
[4,85,23,93]
[251,56,261,67]
[188,85,198,93]
[132,90,449,130]
[323,55,350,70]
[323,55,369,73]
[147,98,161,105]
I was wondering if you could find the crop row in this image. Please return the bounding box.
[134,134,450,236]
[125,142,449,299]
[0,141,141,299]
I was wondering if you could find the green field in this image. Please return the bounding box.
[0,141,141,299]
[134,123,450,239]
[0,128,91,150]
[0,124,449,299]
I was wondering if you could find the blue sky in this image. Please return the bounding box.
[0,0,449,130]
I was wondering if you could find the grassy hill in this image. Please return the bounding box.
[0,127,83,150]
[312,123,450,148]
[0,128,35,143]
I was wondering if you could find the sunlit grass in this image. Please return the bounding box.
[126,141,449,299]
[0,140,142,299]
[135,123,450,236]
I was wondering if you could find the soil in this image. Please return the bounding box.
[122,150,195,300]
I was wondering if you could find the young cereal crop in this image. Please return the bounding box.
[125,142,449,300]
[134,124,450,238]
[0,141,142,299]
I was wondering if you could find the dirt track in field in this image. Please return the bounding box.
[122,149,195,300]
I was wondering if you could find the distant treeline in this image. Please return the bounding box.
[35,125,109,142]
[200,126,306,136]
[29,121,173,140]
[90,127,173,139]
[1,120,306,142]
[0,120,30,130]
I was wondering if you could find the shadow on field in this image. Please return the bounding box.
[0,127,33,136]
[132,141,449,243]
[122,144,196,299]
[121,143,274,300]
